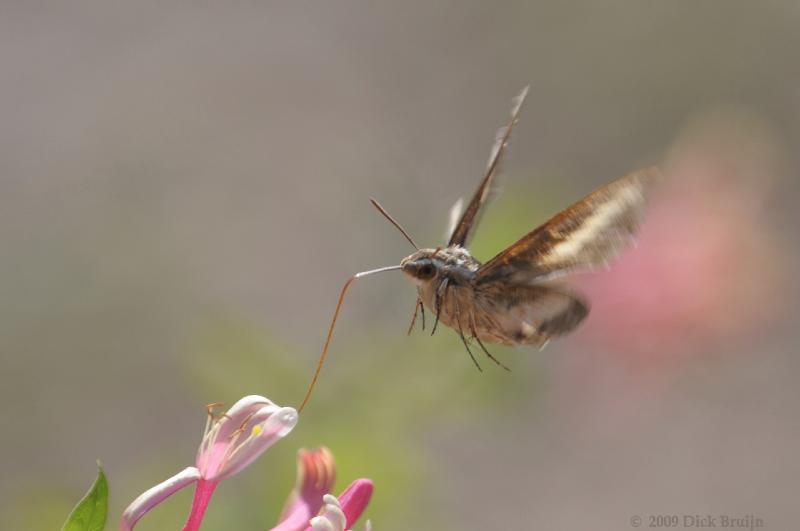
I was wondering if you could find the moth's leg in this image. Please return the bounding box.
[407,298,421,336]
[430,278,450,337]
[457,329,482,372]
[469,314,510,371]
[453,292,482,372]
[419,299,426,330]
[475,335,510,371]
[538,339,550,351]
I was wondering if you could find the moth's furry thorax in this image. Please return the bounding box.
[400,246,481,286]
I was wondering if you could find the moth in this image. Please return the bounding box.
[298,86,658,411]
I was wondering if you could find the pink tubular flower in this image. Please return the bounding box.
[121,395,298,531]
[273,448,337,530]
[272,447,373,531]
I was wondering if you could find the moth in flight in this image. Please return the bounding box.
[299,86,658,411]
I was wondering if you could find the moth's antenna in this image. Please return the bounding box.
[298,264,402,413]
[369,198,419,250]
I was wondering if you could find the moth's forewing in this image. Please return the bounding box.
[448,86,529,247]
[444,197,464,242]
[476,283,588,345]
[475,167,660,285]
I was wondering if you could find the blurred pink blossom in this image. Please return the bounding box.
[575,109,786,366]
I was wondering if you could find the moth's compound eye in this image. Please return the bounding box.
[417,263,436,280]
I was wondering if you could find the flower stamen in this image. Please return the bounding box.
[205,402,225,418]
[224,423,265,464]
[230,411,257,440]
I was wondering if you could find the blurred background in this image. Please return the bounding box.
[2,2,799,529]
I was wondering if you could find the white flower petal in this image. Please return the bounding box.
[310,516,336,531]
[319,504,346,531]
[310,493,348,531]
[216,395,276,438]
[120,467,200,531]
[197,395,277,466]
[214,406,298,480]
[323,493,342,509]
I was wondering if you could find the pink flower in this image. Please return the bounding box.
[574,108,786,366]
[273,448,336,530]
[120,395,298,531]
[272,447,373,531]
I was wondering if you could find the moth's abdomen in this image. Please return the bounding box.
[418,276,589,348]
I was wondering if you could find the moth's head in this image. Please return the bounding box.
[400,249,443,287]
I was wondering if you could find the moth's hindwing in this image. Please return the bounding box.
[474,283,589,346]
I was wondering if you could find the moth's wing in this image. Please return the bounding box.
[448,86,529,248]
[444,197,464,242]
[477,283,589,345]
[475,166,660,285]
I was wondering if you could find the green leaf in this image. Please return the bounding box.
[61,464,108,531]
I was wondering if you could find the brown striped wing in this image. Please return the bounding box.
[475,167,660,285]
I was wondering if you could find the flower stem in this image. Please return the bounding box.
[182,478,219,531]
